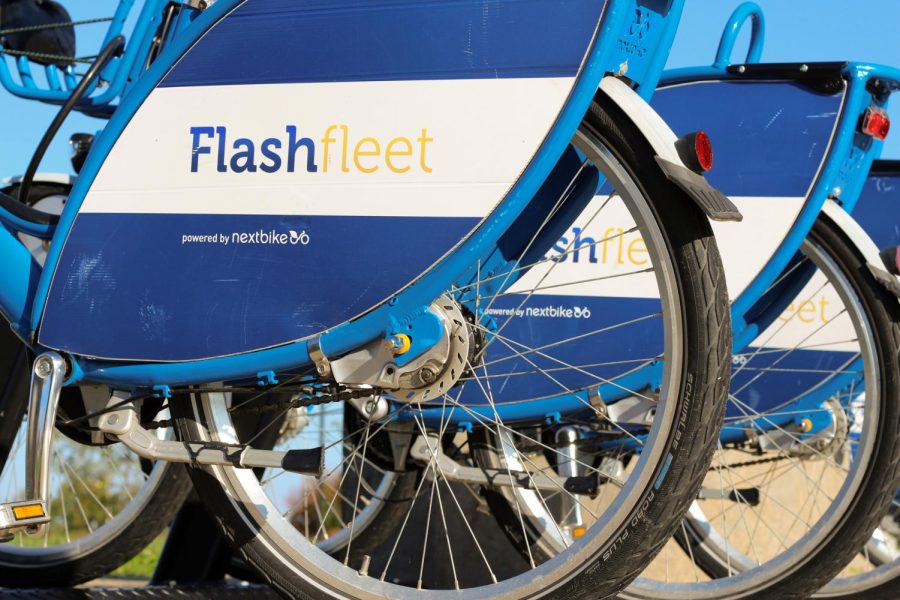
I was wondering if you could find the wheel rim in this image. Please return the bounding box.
[625,231,881,599]
[190,122,692,599]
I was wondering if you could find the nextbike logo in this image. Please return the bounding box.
[189,125,434,174]
[181,229,310,247]
[484,305,592,319]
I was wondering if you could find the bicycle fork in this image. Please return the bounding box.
[0,352,65,541]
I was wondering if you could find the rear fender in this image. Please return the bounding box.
[598,76,741,222]
[821,199,900,302]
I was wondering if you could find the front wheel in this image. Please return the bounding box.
[173,95,732,599]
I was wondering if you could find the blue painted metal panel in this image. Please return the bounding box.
[727,348,858,419]
[160,0,604,87]
[651,80,843,197]
[37,0,610,362]
[40,214,476,360]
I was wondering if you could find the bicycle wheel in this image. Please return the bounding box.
[622,215,900,599]
[0,182,193,587]
[172,93,731,600]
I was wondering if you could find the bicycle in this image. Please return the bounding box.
[0,0,738,597]
[596,4,900,598]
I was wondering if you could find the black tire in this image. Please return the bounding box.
[0,181,193,587]
[173,93,732,600]
[803,216,900,600]
[464,92,734,587]
[641,214,900,600]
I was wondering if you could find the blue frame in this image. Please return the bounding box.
[0,0,195,114]
[0,0,686,411]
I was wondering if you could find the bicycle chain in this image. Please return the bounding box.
[231,385,373,415]
[143,384,367,430]
[0,17,115,65]
[0,16,113,36]
[716,453,790,470]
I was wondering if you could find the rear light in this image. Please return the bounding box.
[675,131,713,174]
[862,107,891,141]
[882,246,900,276]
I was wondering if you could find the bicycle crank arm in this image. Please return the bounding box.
[97,406,323,476]
[0,352,67,541]
[697,486,761,506]
[410,435,618,496]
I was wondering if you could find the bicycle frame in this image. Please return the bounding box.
[0,0,688,428]
[0,0,198,116]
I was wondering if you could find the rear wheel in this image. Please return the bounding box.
[173,95,731,599]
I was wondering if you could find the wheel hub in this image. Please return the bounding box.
[329,296,471,404]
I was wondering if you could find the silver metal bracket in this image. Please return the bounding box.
[183,0,213,9]
[870,264,900,300]
[98,403,324,476]
[0,352,66,540]
[410,434,614,495]
[330,296,470,404]
[308,338,332,378]
[347,392,390,421]
[605,394,658,425]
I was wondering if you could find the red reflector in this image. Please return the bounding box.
[675,131,714,174]
[694,130,713,172]
[863,108,890,141]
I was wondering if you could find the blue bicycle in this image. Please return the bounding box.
[0,1,740,596]
[403,3,900,598]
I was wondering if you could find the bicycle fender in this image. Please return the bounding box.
[598,76,742,222]
[821,199,900,302]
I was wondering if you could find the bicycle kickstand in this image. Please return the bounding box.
[0,352,66,541]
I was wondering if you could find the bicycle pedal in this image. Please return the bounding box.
[0,499,50,540]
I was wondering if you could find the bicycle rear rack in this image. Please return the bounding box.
[0,0,198,117]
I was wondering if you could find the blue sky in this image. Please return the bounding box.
[1,0,898,177]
